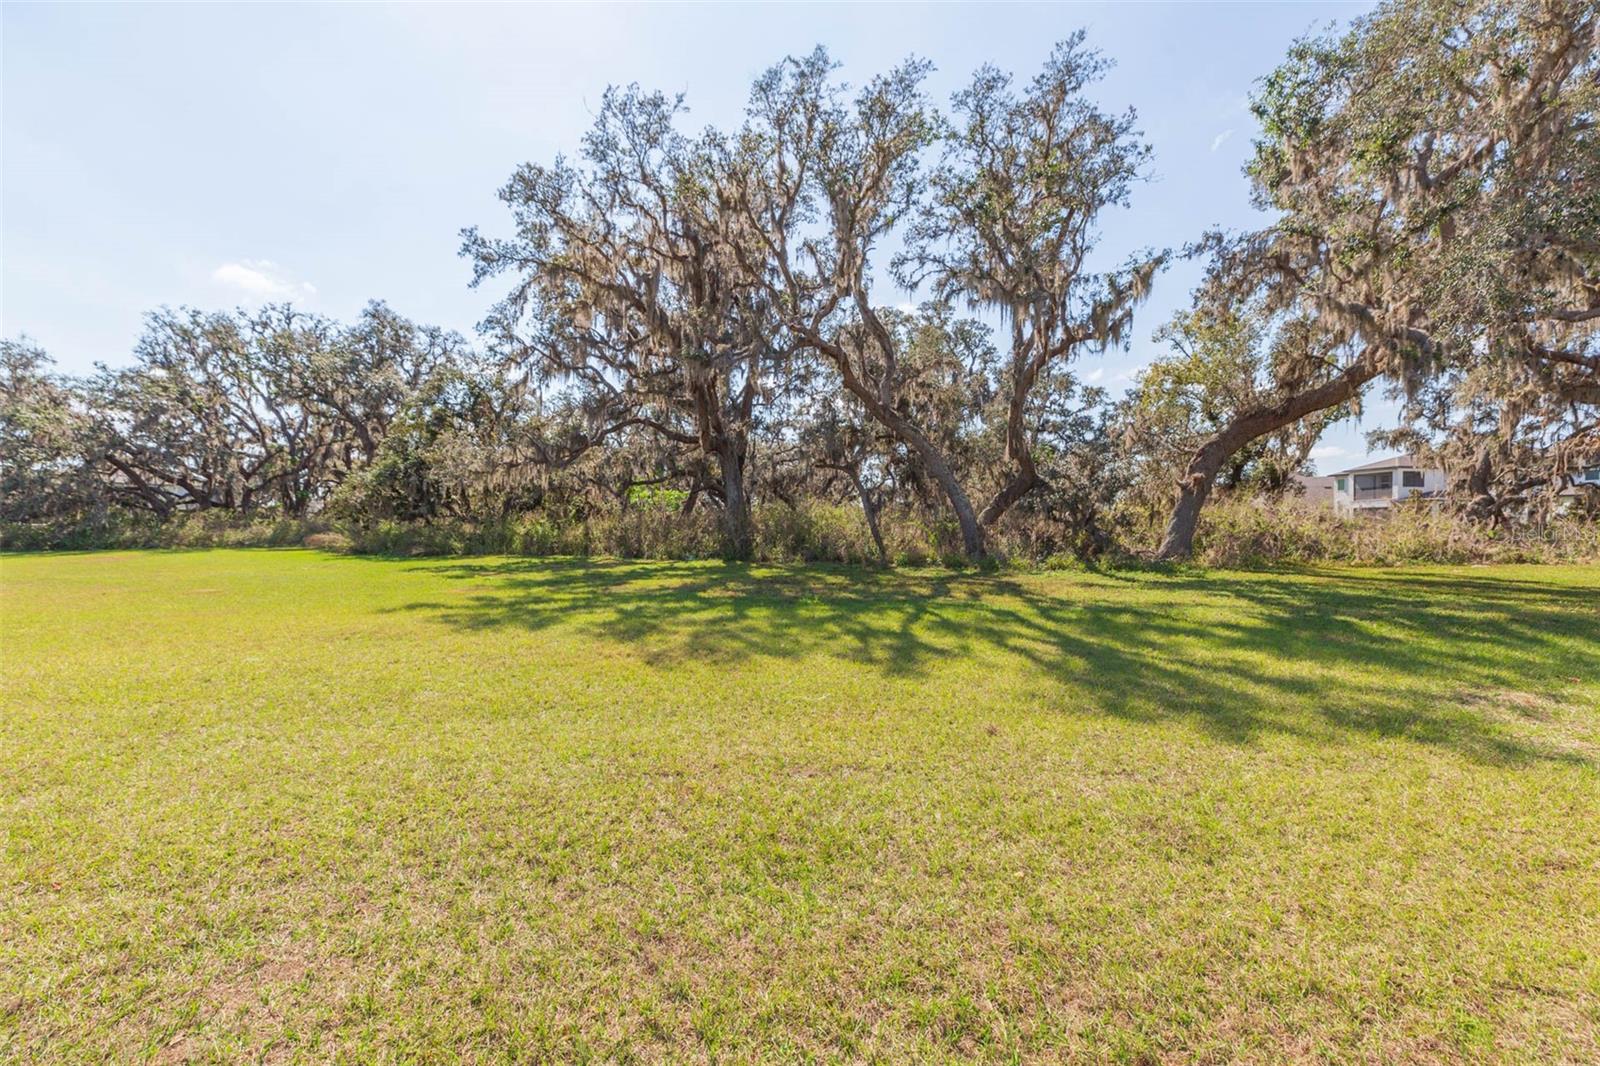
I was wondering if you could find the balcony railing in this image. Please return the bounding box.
[1353,486,1392,501]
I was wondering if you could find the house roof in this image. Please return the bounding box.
[1329,453,1425,476]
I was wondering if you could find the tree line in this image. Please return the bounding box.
[4,0,1596,560]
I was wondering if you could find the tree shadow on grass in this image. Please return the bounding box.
[377,557,1599,767]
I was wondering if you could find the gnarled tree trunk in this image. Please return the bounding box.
[914,442,984,561]
[715,437,753,559]
[811,329,988,561]
[849,471,888,566]
[1156,352,1381,561]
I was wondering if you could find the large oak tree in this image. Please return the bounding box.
[1156,0,1598,559]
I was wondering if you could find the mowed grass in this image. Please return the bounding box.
[2,551,1597,1064]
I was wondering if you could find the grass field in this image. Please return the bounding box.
[2,550,1597,1063]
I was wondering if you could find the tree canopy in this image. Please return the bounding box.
[4,0,1596,559]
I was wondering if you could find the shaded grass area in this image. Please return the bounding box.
[2,550,1597,1063]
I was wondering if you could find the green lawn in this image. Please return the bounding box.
[2,550,1597,1063]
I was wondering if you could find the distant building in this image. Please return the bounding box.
[1289,473,1337,508]
[1329,454,1446,516]
[1558,464,1600,511]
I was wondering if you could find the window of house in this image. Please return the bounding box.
[1402,471,1424,487]
[1582,467,1600,484]
[1336,478,1347,492]
[1354,473,1393,492]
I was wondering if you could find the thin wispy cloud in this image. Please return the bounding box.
[1309,445,1352,461]
[211,260,317,302]
[1101,354,1151,384]
[1084,366,1106,384]
[1210,129,1236,152]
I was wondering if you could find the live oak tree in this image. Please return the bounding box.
[992,361,1127,559]
[0,340,105,532]
[464,87,796,558]
[298,301,472,465]
[798,397,896,565]
[1371,363,1599,523]
[728,49,997,555]
[1155,0,1598,558]
[1125,306,1346,510]
[7,6,1594,559]
[731,39,1158,559]
[89,304,465,519]
[91,308,320,516]
[901,33,1165,535]
[1147,249,1382,560]
[330,361,557,524]
[748,301,1000,564]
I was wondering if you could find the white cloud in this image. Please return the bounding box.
[1084,366,1106,384]
[211,260,317,302]
[1309,445,1352,461]
[1210,129,1236,153]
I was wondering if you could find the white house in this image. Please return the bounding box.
[1330,454,1446,516]
[1558,464,1600,511]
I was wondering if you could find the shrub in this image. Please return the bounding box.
[302,532,354,553]
[8,492,1595,569]
[0,513,328,551]
[1188,495,1600,568]
[753,502,878,565]
[586,506,722,560]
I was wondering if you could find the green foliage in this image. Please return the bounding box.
[1240,0,1598,512]
[0,339,106,537]
[9,493,1596,569]
[1189,495,1600,568]
[625,484,690,512]
[4,5,1596,565]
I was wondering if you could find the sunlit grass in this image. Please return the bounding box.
[3,550,1597,1062]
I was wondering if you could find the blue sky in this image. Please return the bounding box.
[3,1,1388,472]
